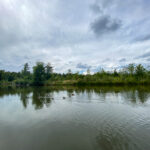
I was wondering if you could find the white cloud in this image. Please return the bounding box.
[0,0,150,73]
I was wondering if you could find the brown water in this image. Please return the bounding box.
[0,86,150,150]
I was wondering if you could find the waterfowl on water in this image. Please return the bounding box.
[63,97,66,99]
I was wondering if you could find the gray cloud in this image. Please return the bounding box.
[119,58,126,62]
[102,58,111,62]
[0,0,150,72]
[146,58,150,62]
[136,52,150,59]
[134,34,150,42]
[91,15,121,36]
[90,3,102,14]
[76,63,91,69]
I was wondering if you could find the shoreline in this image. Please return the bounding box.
[1,80,150,87]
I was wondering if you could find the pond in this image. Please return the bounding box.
[0,86,150,150]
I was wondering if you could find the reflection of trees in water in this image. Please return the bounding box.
[32,88,53,109]
[95,89,107,100]
[67,89,74,98]
[20,89,31,108]
[15,87,54,109]
[1,86,150,109]
[92,87,150,104]
[137,90,149,103]
[86,89,92,100]
[79,87,150,104]
[0,87,27,98]
[18,86,150,109]
[71,87,150,104]
[121,89,149,104]
[127,90,137,103]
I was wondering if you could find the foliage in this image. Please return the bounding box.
[22,63,30,77]
[45,63,53,80]
[135,64,146,77]
[126,63,135,75]
[1,63,150,86]
[33,62,46,85]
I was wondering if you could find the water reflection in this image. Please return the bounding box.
[20,89,30,108]
[0,86,150,109]
[0,86,150,150]
[32,87,53,109]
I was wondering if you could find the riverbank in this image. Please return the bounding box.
[1,78,150,87]
[45,79,150,86]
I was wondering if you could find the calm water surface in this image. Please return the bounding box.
[0,86,150,150]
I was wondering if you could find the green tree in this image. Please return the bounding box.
[135,64,146,77]
[67,69,72,74]
[113,69,119,77]
[0,70,4,81]
[22,63,30,77]
[33,62,46,85]
[127,64,135,75]
[45,63,53,80]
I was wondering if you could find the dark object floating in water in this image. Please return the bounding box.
[63,97,66,99]
[72,94,75,96]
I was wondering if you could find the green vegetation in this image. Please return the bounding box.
[1,63,150,86]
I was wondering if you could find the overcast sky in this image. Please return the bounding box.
[0,0,150,73]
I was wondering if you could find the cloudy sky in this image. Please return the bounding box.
[0,0,150,73]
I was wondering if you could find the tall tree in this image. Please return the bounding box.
[113,69,119,77]
[67,69,72,74]
[127,64,135,75]
[0,70,4,81]
[135,64,146,77]
[33,62,46,85]
[22,63,30,77]
[45,63,53,80]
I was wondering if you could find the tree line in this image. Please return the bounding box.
[0,62,52,86]
[0,62,150,86]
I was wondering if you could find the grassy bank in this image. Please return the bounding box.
[45,78,150,86]
[1,77,150,87]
